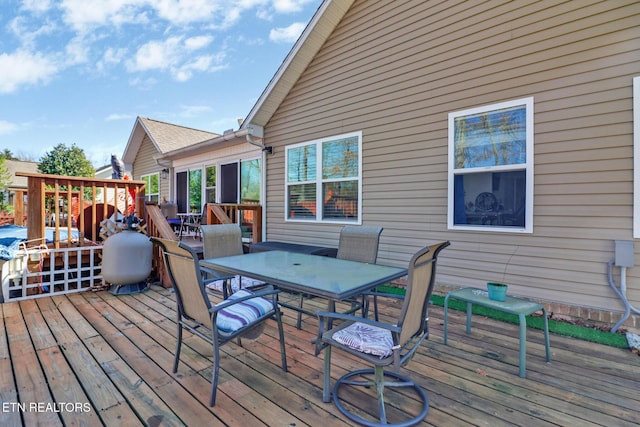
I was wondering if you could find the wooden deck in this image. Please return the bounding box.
[1,285,639,426]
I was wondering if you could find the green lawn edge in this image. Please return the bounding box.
[376,285,628,348]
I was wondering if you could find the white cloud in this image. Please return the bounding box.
[0,120,20,135]
[127,36,182,72]
[59,0,149,32]
[179,105,214,117]
[21,0,53,13]
[127,36,226,81]
[9,16,58,49]
[273,0,315,13]
[0,50,60,93]
[175,53,227,81]
[97,47,128,72]
[129,76,158,90]
[184,35,213,51]
[153,0,220,24]
[64,35,91,65]
[105,113,135,121]
[269,22,306,43]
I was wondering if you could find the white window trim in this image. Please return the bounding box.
[447,97,534,233]
[204,163,217,203]
[285,131,363,224]
[633,77,640,238]
[141,172,160,202]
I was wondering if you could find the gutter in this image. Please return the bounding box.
[157,128,253,160]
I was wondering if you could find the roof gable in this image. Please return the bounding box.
[242,0,354,130]
[122,116,219,164]
[5,159,39,189]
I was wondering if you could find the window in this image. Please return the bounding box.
[448,97,534,232]
[141,172,159,203]
[189,169,202,212]
[205,165,216,203]
[241,159,260,203]
[286,131,362,223]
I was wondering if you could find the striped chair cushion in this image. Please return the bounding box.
[215,290,273,333]
[332,322,394,358]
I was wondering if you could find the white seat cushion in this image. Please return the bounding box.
[215,290,273,333]
[331,322,394,358]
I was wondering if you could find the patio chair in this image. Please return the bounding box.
[151,237,288,407]
[159,202,181,234]
[314,241,450,426]
[295,225,383,329]
[201,224,266,298]
[180,204,207,240]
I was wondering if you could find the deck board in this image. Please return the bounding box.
[1,285,639,426]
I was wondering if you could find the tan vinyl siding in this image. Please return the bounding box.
[133,135,170,201]
[261,0,640,313]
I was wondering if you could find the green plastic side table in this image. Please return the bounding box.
[443,287,551,377]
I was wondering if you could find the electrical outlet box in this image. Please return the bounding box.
[614,240,634,267]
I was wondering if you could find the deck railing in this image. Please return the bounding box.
[1,173,146,302]
[2,243,103,301]
[15,172,146,247]
[207,203,263,243]
[3,176,264,299]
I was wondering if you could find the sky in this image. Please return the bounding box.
[0,0,321,167]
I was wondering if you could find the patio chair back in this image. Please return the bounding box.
[336,225,382,263]
[155,238,212,325]
[398,241,450,344]
[160,202,178,219]
[160,202,181,234]
[293,225,383,329]
[201,224,244,259]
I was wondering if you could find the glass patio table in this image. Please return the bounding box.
[200,250,407,314]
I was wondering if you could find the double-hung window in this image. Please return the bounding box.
[286,131,362,223]
[448,97,534,232]
[141,172,159,203]
[205,165,216,203]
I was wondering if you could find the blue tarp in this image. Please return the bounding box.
[0,225,80,261]
[0,225,28,261]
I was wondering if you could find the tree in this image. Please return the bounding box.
[1,149,18,160]
[0,156,12,212]
[38,143,95,177]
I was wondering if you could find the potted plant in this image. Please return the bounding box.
[486,282,508,301]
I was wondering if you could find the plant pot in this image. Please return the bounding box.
[487,282,508,301]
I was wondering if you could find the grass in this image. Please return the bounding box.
[376,285,629,349]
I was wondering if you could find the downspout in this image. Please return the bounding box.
[245,128,273,154]
[244,126,272,241]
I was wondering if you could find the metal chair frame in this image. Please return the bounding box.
[152,237,288,407]
[315,241,450,426]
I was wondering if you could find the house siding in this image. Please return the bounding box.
[261,0,640,317]
[132,135,170,201]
